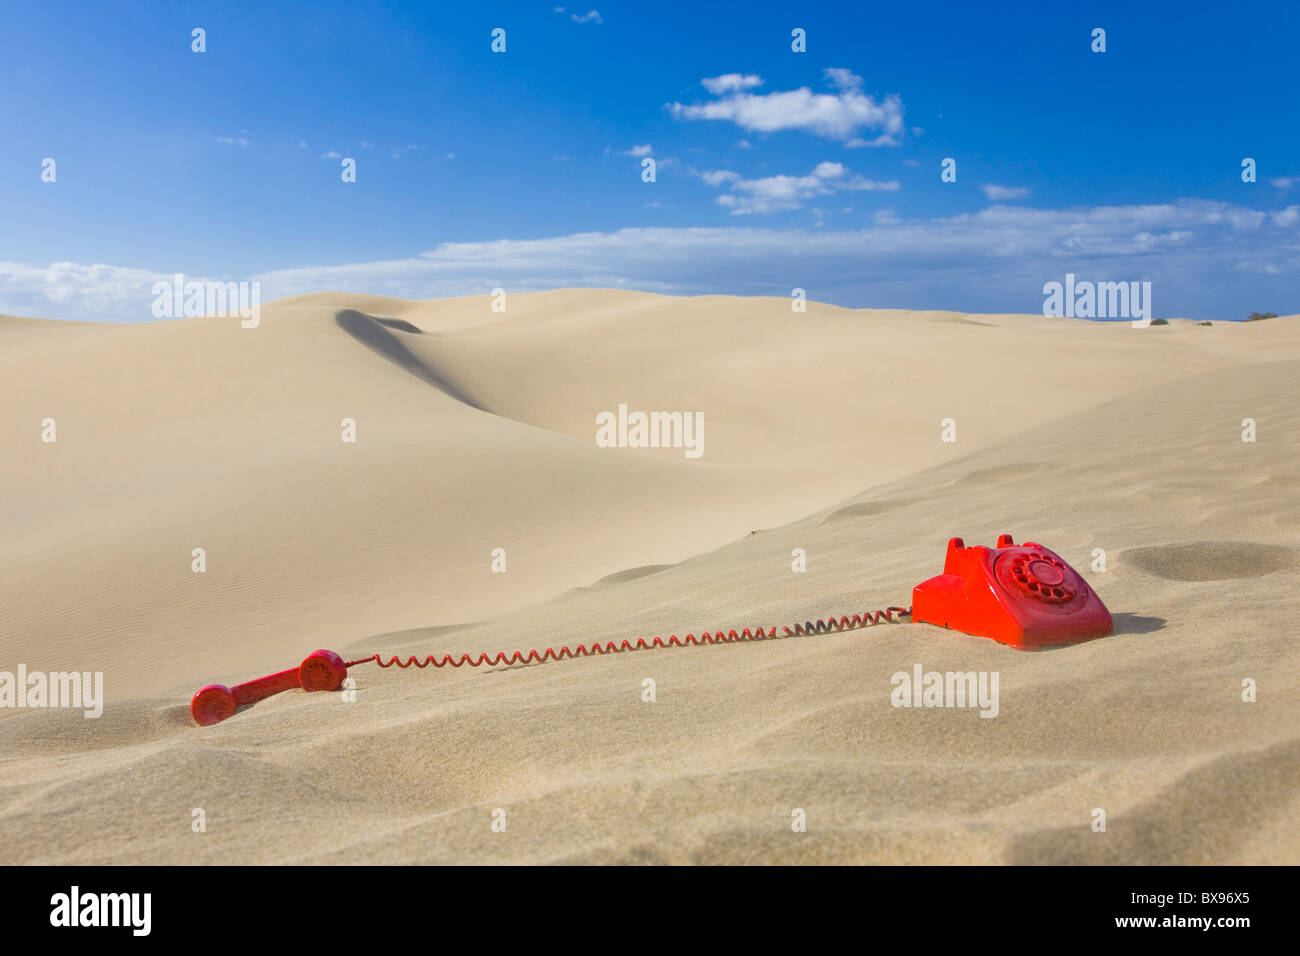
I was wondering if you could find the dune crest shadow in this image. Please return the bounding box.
[334,308,485,410]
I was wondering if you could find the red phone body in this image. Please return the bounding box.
[911,534,1113,648]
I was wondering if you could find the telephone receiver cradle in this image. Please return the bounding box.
[911,534,1113,649]
[190,534,1113,725]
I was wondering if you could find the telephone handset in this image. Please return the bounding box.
[911,534,1113,648]
[190,650,347,726]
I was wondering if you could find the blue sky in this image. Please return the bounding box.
[1,0,1298,321]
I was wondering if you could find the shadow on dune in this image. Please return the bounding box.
[1122,541,1298,581]
[334,308,486,410]
[370,316,425,334]
[1024,612,1165,652]
[593,564,676,586]
[1110,612,1167,635]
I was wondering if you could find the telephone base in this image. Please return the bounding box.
[912,534,1113,649]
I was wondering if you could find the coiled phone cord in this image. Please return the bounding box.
[191,605,912,725]
[342,605,912,671]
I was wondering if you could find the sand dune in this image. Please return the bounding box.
[1,292,1297,864]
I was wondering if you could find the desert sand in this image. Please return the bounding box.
[1,290,1297,864]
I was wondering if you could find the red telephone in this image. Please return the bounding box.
[190,535,1113,725]
[911,534,1112,648]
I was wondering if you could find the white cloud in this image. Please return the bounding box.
[734,139,752,149]
[698,161,899,214]
[670,69,904,144]
[0,261,209,320]
[298,140,308,149]
[701,74,764,95]
[1271,177,1298,190]
[4,200,1297,322]
[391,144,426,160]
[215,129,252,147]
[699,169,741,187]
[1271,205,1300,227]
[619,144,653,157]
[838,176,900,192]
[321,151,342,159]
[981,184,1031,200]
[823,68,862,92]
[569,9,601,24]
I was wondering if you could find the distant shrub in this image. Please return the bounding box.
[1245,311,1277,321]
[1150,318,1169,326]
[1198,321,1212,326]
